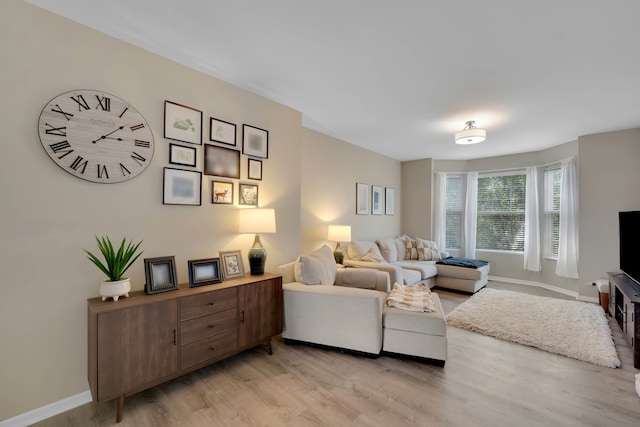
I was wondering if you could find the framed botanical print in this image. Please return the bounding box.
[385,187,395,215]
[248,158,262,180]
[164,101,202,145]
[169,143,196,167]
[209,117,236,146]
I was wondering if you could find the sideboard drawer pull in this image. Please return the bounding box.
[209,346,215,351]
[208,324,215,328]
[208,301,215,306]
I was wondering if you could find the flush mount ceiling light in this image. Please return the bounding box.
[455,120,486,144]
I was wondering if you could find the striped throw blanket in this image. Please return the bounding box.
[386,282,436,312]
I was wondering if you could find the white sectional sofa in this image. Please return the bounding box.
[344,236,446,286]
[279,244,448,365]
[343,236,490,294]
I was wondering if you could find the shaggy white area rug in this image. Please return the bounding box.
[446,288,621,368]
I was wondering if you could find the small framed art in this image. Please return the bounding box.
[163,167,202,206]
[385,187,395,215]
[371,185,383,215]
[239,183,258,206]
[212,180,233,204]
[209,117,236,146]
[204,144,240,178]
[219,250,245,279]
[169,143,196,167]
[144,256,179,294]
[356,182,369,215]
[164,101,202,145]
[188,258,223,288]
[242,124,268,158]
[248,158,262,180]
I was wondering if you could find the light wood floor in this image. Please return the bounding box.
[33,281,640,427]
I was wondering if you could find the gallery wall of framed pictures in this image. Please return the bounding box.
[161,100,269,207]
[356,182,395,216]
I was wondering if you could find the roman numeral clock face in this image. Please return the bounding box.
[38,89,155,183]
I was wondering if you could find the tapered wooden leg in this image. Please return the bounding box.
[266,337,273,355]
[116,395,125,423]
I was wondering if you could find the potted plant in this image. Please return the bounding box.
[84,236,143,301]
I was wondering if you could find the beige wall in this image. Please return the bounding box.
[300,128,401,255]
[1,1,304,420]
[578,128,640,297]
[401,158,433,238]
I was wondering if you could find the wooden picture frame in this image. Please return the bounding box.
[163,167,202,206]
[356,182,369,215]
[204,144,240,178]
[385,187,395,215]
[239,183,258,206]
[144,256,179,294]
[169,143,197,167]
[209,117,236,146]
[188,258,223,288]
[371,185,383,215]
[164,100,202,145]
[248,158,262,180]
[219,250,245,279]
[242,124,269,158]
[212,180,233,204]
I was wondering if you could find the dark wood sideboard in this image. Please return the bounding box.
[87,273,283,422]
[608,272,640,368]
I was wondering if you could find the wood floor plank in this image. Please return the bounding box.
[32,281,640,426]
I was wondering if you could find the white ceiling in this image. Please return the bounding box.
[26,0,640,161]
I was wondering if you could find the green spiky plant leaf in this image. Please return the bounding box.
[84,236,143,282]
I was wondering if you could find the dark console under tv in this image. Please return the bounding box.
[608,272,640,368]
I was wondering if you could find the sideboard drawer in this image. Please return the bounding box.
[180,329,238,370]
[180,287,237,320]
[181,308,237,346]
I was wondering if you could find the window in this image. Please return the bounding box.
[445,175,464,249]
[476,173,526,251]
[544,165,561,259]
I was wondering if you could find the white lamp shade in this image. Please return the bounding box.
[239,208,276,234]
[327,225,351,242]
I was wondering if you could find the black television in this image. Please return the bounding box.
[619,210,640,286]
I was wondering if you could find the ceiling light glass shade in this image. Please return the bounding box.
[455,120,486,144]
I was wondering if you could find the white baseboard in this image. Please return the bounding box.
[0,390,92,427]
[489,275,580,298]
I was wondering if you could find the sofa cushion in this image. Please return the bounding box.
[376,238,398,263]
[294,245,337,285]
[348,241,382,260]
[393,260,438,279]
[405,237,420,260]
[416,238,441,261]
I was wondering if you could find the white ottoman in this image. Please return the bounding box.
[435,263,490,293]
[382,292,447,366]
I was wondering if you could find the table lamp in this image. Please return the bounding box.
[327,224,351,265]
[239,208,276,275]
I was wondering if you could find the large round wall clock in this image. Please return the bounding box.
[38,89,155,183]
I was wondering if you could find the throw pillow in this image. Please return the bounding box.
[360,250,388,264]
[376,238,398,263]
[416,238,442,261]
[295,245,337,285]
[347,241,382,260]
[394,235,409,261]
[405,237,419,260]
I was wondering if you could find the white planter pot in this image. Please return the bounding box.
[100,277,131,301]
